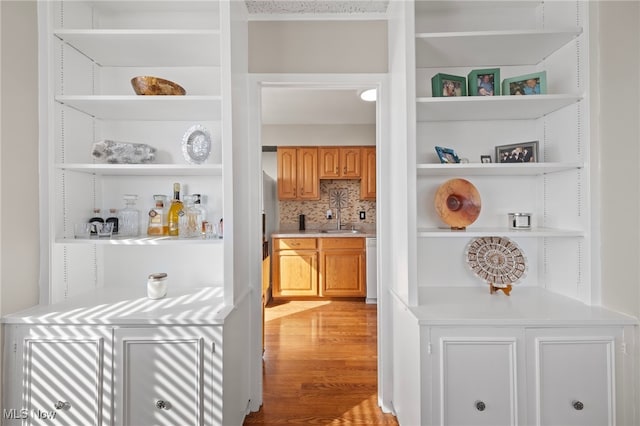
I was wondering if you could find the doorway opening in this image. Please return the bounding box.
[252,79,390,421]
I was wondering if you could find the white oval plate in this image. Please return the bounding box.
[182,124,212,164]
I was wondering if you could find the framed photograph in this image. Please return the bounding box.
[502,71,547,95]
[435,146,460,164]
[431,73,467,97]
[495,141,539,163]
[468,68,500,96]
[480,155,492,163]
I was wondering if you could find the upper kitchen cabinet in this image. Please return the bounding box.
[360,146,376,200]
[319,147,361,179]
[277,147,320,200]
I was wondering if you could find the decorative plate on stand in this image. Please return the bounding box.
[182,124,212,164]
[434,178,481,230]
[465,236,527,295]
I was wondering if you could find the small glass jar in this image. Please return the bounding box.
[147,273,168,299]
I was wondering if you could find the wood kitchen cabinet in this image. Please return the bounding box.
[319,238,366,297]
[318,147,361,179]
[360,146,376,200]
[277,147,319,200]
[272,238,319,297]
[272,237,365,298]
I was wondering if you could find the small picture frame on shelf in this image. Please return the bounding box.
[502,71,547,95]
[495,141,539,163]
[431,73,467,97]
[435,146,460,164]
[480,155,492,163]
[468,68,500,96]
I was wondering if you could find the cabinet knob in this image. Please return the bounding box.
[343,166,347,173]
[155,400,171,410]
[54,401,70,410]
[475,400,486,411]
[572,400,584,410]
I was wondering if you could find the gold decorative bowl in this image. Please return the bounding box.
[130,76,186,96]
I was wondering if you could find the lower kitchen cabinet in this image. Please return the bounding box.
[272,238,319,297]
[319,238,365,297]
[423,325,630,426]
[272,237,366,298]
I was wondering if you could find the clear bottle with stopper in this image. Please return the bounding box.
[147,195,168,236]
[193,193,207,236]
[118,194,140,237]
[106,208,119,234]
[179,195,202,238]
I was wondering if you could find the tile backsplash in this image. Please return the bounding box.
[280,180,376,228]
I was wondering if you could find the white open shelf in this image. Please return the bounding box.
[417,227,585,238]
[57,237,222,245]
[54,30,221,67]
[416,95,582,122]
[55,95,222,121]
[415,29,582,68]
[417,162,583,176]
[57,164,223,176]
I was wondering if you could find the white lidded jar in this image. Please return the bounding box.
[147,273,168,299]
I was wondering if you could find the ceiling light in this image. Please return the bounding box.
[359,88,377,102]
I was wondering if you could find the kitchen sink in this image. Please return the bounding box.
[320,229,361,234]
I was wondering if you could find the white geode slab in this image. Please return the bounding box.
[92,140,157,164]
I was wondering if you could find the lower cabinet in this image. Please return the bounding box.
[3,324,224,426]
[17,326,111,426]
[272,237,366,298]
[113,327,218,426]
[424,326,628,426]
[319,238,365,297]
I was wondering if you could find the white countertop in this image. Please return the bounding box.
[2,286,232,326]
[407,286,638,327]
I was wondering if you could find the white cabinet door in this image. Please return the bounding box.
[113,327,217,426]
[21,326,110,426]
[526,328,619,426]
[431,328,523,426]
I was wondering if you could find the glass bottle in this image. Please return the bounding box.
[192,193,207,236]
[118,194,140,237]
[88,208,104,236]
[106,208,119,234]
[147,195,168,236]
[179,195,202,238]
[168,183,183,236]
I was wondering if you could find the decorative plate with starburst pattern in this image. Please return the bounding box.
[465,236,527,288]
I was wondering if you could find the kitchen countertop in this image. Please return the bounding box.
[272,228,376,238]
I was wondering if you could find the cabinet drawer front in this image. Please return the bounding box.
[275,238,317,250]
[320,237,364,250]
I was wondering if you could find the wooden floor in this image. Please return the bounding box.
[244,299,398,425]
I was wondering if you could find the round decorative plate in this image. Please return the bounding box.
[465,236,527,288]
[434,178,481,229]
[182,125,212,164]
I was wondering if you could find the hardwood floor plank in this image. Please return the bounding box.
[244,300,398,425]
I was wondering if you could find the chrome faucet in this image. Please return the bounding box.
[330,189,348,230]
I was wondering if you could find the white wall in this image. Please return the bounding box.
[0,0,39,406]
[592,2,640,318]
[0,2,39,315]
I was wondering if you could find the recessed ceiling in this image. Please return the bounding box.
[245,0,389,15]
[261,88,376,125]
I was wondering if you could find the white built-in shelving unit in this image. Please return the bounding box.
[386,2,638,425]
